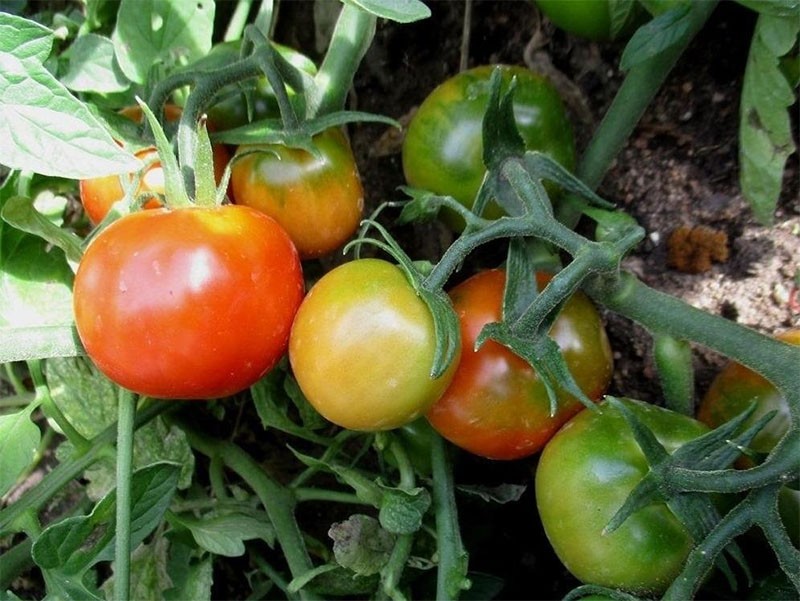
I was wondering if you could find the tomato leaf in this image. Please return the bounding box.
[251,373,331,445]
[112,0,215,84]
[61,33,129,94]
[738,12,798,225]
[378,484,431,534]
[0,405,41,498]
[0,14,141,178]
[170,509,276,557]
[32,462,180,573]
[735,0,800,16]
[328,514,394,576]
[619,2,692,71]
[1,196,83,266]
[608,0,637,40]
[347,0,431,23]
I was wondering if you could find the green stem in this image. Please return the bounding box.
[587,271,800,492]
[308,3,377,117]
[0,401,170,536]
[653,333,695,416]
[180,424,319,600]
[28,360,89,452]
[293,488,366,505]
[3,363,26,395]
[223,0,255,41]
[431,434,468,601]
[558,0,719,224]
[114,389,137,601]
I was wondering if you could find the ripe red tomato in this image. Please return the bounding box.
[230,128,363,259]
[536,397,709,594]
[79,105,230,225]
[402,65,575,227]
[289,259,458,431]
[425,269,613,459]
[73,205,304,399]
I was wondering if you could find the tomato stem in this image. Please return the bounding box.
[113,388,137,601]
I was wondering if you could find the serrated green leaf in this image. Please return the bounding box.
[739,13,798,224]
[347,0,431,23]
[378,485,431,534]
[112,0,215,84]
[61,33,129,94]
[172,509,276,557]
[32,462,180,574]
[0,13,53,63]
[0,405,41,497]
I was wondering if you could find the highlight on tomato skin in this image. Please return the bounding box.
[230,127,364,259]
[78,104,231,225]
[73,205,304,400]
[425,269,613,460]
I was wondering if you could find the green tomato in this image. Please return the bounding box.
[402,65,575,227]
[534,0,641,41]
[288,259,459,431]
[535,398,709,594]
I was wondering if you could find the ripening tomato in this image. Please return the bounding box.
[73,205,304,399]
[79,105,230,225]
[697,328,800,546]
[230,128,364,259]
[402,65,575,227]
[289,259,458,431]
[425,269,613,460]
[536,398,710,594]
[534,0,641,41]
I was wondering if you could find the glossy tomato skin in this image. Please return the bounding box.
[73,205,304,399]
[402,65,575,226]
[536,398,709,594]
[230,128,364,259]
[289,259,458,431]
[698,329,800,459]
[535,0,635,41]
[425,270,613,460]
[79,105,230,225]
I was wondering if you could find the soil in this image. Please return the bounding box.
[276,1,799,598]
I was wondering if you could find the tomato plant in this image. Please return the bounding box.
[289,258,458,431]
[204,40,317,130]
[78,105,230,225]
[402,65,575,226]
[534,0,644,41]
[697,329,800,546]
[230,128,364,259]
[426,269,613,460]
[535,397,710,594]
[73,205,304,399]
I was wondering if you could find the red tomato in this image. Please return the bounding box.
[230,128,364,259]
[426,270,613,459]
[79,105,230,225]
[73,205,304,399]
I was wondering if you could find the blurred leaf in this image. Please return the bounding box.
[736,0,800,16]
[251,371,330,444]
[32,462,180,573]
[739,12,798,225]
[620,2,692,71]
[347,0,431,23]
[0,14,140,178]
[608,0,637,39]
[100,536,171,601]
[111,0,215,84]
[163,545,212,601]
[329,514,394,576]
[0,405,41,498]
[2,195,83,265]
[61,33,129,93]
[456,483,527,504]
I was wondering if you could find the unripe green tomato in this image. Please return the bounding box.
[402,65,575,228]
[536,398,709,594]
